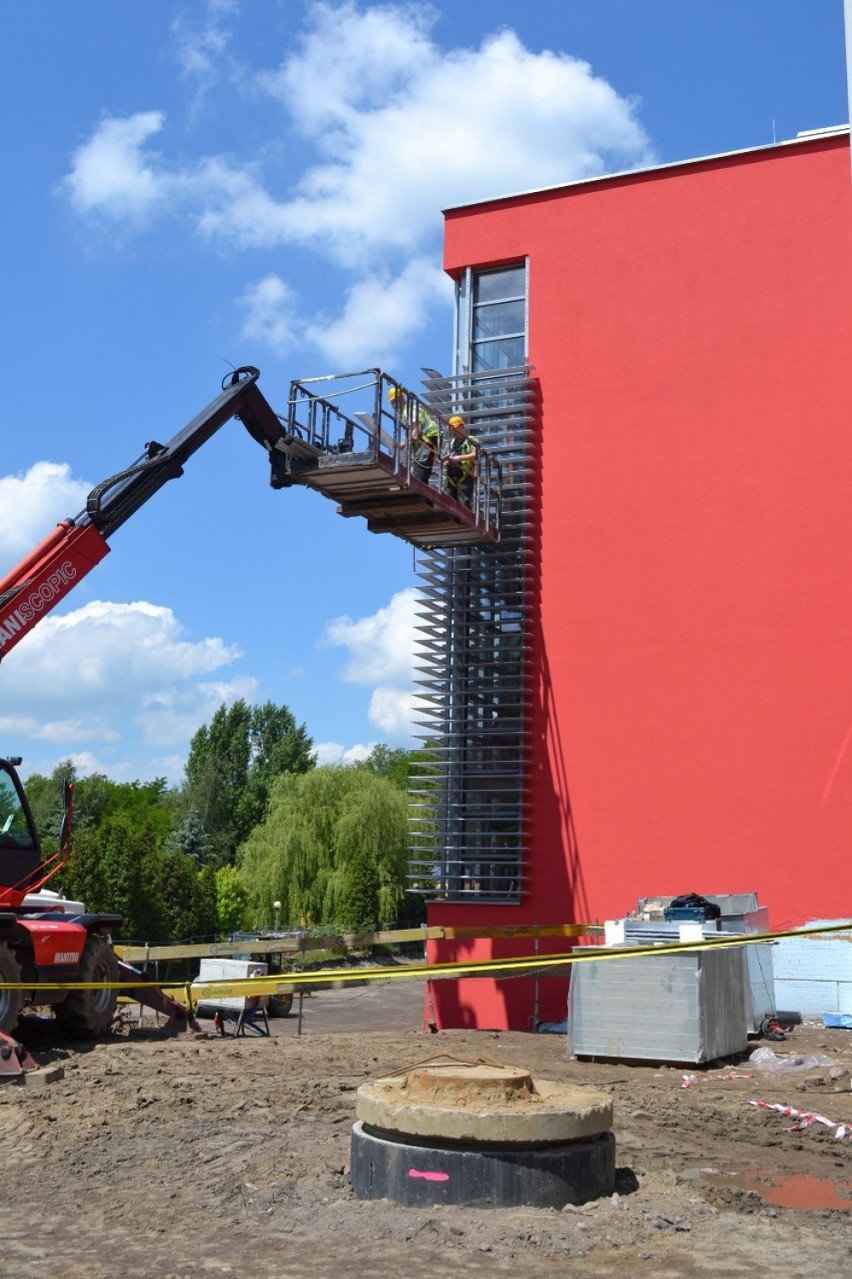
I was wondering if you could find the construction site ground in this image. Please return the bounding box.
[2,971,851,1279]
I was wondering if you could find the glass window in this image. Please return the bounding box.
[474,266,526,304]
[0,768,36,848]
[472,337,524,374]
[457,263,527,375]
[473,298,525,341]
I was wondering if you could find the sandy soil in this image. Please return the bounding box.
[1,979,850,1279]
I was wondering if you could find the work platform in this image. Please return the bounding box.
[275,371,502,548]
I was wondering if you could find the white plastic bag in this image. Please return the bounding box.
[749,1047,834,1073]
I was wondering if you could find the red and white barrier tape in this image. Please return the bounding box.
[681,1072,753,1088]
[748,1098,850,1140]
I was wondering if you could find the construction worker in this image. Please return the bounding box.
[443,414,479,508]
[388,385,439,484]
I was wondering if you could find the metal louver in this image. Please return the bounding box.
[408,365,539,903]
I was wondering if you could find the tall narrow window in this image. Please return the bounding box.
[456,263,527,374]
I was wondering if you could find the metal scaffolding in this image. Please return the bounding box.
[408,364,539,903]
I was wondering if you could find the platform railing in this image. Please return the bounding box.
[286,370,502,542]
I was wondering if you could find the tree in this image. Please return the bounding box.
[215,864,251,936]
[196,865,219,940]
[337,845,381,932]
[354,744,412,790]
[62,815,220,945]
[69,773,178,843]
[156,849,214,944]
[237,766,409,932]
[20,759,77,849]
[183,699,315,866]
[167,807,213,864]
[63,817,163,942]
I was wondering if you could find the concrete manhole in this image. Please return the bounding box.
[351,1056,615,1208]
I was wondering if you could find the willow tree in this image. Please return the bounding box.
[237,766,409,932]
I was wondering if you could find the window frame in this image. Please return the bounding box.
[454,261,529,375]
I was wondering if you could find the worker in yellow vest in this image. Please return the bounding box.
[443,414,479,508]
[388,385,440,483]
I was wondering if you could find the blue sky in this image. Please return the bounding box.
[1,1,848,785]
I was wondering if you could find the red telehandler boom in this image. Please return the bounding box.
[0,368,308,1059]
[0,367,300,658]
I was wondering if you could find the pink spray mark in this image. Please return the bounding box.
[408,1169,450,1182]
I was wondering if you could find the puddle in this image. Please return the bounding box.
[693,1168,852,1211]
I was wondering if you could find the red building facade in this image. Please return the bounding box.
[426,131,852,1030]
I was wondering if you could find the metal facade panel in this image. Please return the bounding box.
[568,948,748,1064]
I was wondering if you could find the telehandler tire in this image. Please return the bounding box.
[0,942,23,1035]
[55,935,119,1038]
[267,992,294,1018]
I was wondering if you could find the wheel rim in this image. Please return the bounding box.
[0,953,21,1031]
[0,984,17,1025]
[90,957,115,1016]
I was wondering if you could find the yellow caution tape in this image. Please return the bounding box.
[2,920,848,997]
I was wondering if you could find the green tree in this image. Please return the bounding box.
[167,807,213,864]
[215,864,251,936]
[156,849,208,944]
[237,766,409,931]
[21,759,77,849]
[74,775,176,844]
[196,865,219,940]
[64,817,164,942]
[354,744,412,790]
[183,699,314,866]
[63,818,222,944]
[337,846,381,932]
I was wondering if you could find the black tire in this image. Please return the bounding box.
[54,935,119,1038]
[267,993,294,1018]
[0,941,23,1036]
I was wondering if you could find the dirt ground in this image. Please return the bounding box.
[2,976,851,1279]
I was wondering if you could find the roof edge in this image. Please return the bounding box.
[442,126,850,217]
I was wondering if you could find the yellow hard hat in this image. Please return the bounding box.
[388,385,406,404]
[448,414,465,429]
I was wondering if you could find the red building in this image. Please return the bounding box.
[420,128,852,1030]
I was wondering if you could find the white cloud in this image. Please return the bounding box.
[315,740,374,766]
[60,5,652,362]
[58,751,116,778]
[1,596,256,780]
[322,588,423,741]
[2,599,242,715]
[42,749,183,785]
[0,462,90,561]
[0,455,262,778]
[306,257,451,368]
[237,274,299,355]
[324,587,418,686]
[135,676,259,747]
[172,0,236,92]
[0,714,117,744]
[239,257,451,365]
[62,112,168,219]
[253,4,653,263]
[367,686,418,738]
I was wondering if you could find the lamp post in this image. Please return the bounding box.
[273,900,281,933]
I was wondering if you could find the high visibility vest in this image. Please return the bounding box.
[413,409,439,452]
[448,433,479,474]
